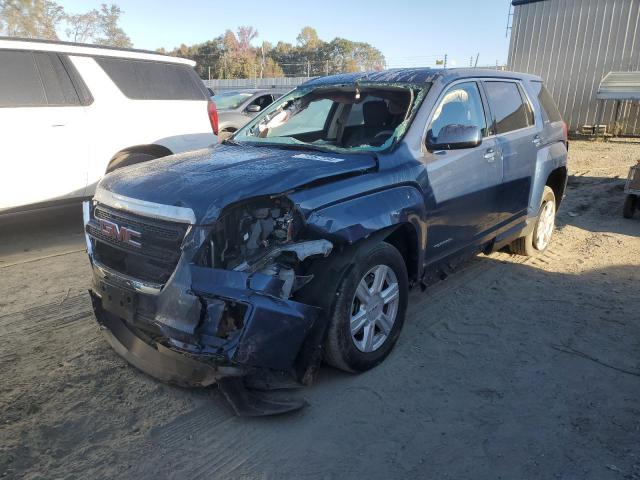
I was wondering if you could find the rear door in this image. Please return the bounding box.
[0,50,88,211]
[482,80,538,225]
[421,80,503,262]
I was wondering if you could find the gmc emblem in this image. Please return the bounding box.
[98,218,142,248]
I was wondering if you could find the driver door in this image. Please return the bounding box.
[421,80,503,263]
[245,94,275,116]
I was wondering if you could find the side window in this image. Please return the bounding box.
[96,58,208,100]
[531,81,562,123]
[428,81,487,139]
[249,94,274,111]
[34,53,81,106]
[483,81,532,134]
[0,50,47,107]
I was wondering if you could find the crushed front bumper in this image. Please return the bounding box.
[89,265,325,416]
[83,200,329,416]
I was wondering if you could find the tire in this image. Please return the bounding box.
[106,152,156,173]
[623,194,638,219]
[510,186,556,256]
[323,242,408,373]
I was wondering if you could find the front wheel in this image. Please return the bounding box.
[510,186,556,256]
[323,242,408,372]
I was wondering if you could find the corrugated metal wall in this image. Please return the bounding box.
[508,0,640,135]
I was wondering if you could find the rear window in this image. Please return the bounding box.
[531,81,562,123]
[0,50,47,107]
[97,58,207,100]
[484,81,532,134]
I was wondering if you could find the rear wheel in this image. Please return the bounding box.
[323,242,408,372]
[218,129,236,142]
[623,194,638,219]
[106,152,156,173]
[510,186,556,256]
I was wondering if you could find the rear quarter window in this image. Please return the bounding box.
[531,81,562,123]
[483,81,532,134]
[34,53,81,106]
[96,57,207,100]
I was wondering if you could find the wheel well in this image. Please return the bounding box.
[546,166,568,208]
[383,223,419,282]
[107,144,172,171]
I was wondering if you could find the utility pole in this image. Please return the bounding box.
[208,66,211,81]
[443,54,448,69]
[325,60,329,76]
[474,53,479,68]
[307,60,311,78]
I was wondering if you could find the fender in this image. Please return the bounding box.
[304,185,428,275]
[528,141,568,218]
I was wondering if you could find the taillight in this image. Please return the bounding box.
[208,101,219,135]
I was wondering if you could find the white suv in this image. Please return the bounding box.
[0,38,218,214]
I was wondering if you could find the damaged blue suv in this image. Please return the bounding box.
[84,68,568,415]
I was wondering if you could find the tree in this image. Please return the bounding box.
[95,3,132,48]
[237,25,257,52]
[0,0,134,48]
[297,26,319,50]
[0,0,65,39]
[65,9,99,43]
[163,25,385,80]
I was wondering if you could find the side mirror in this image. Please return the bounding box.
[246,104,261,113]
[426,124,482,151]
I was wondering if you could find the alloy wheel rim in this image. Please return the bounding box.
[350,264,400,353]
[535,200,555,250]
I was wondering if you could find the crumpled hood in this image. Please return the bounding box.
[98,144,376,224]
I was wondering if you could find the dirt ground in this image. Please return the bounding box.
[1,141,639,480]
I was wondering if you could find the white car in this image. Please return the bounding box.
[0,38,218,214]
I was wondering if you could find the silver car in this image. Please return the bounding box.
[212,89,287,141]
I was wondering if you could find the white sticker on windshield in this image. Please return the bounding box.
[292,153,345,163]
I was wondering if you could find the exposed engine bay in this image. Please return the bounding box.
[213,197,299,270]
[209,197,330,299]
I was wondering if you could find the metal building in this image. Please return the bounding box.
[508,0,640,135]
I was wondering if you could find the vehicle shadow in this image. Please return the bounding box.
[0,204,85,266]
[558,174,639,235]
[121,258,639,480]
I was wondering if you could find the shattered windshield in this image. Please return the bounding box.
[233,83,427,152]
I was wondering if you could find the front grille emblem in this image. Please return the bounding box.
[98,218,142,248]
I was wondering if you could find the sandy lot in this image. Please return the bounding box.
[1,141,639,480]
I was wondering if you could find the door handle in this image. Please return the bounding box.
[51,124,66,127]
[532,134,542,146]
[483,148,496,162]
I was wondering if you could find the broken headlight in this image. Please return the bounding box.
[212,197,301,271]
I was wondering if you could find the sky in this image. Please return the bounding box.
[58,0,513,68]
